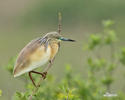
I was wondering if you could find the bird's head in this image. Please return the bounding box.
[44,32,75,43]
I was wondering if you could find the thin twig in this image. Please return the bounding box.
[28,59,54,100]
[58,12,62,34]
[66,91,69,100]
[107,43,115,92]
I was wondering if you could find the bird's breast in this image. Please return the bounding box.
[30,42,59,67]
[49,43,59,61]
[30,45,51,67]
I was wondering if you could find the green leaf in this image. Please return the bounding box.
[6,56,17,74]
[104,30,117,44]
[0,89,2,96]
[103,20,114,28]
[107,64,116,72]
[102,76,113,86]
[120,48,125,65]
[88,34,101,50]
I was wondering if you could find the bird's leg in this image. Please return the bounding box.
[29,71,48,87]
[29,72,37,87]
[31,71,47,79]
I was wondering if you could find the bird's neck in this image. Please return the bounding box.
[49,40,60,60]
[49,40,60,45]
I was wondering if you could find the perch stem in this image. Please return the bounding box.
[58,12,62,34]
[28,59,54,100]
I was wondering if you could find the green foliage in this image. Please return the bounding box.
[120,48,125,65]
[13,92,27,100]
[88,34,101,50]
[0,89,2,96]
[6,20,125,100]
[6,57,17,74]
[102,20,115,28]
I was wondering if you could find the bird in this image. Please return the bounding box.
[13,32,75,87]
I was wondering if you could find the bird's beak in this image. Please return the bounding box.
[60,37,75,42]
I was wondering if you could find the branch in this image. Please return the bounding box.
[58,12,62,34]
[28,59,54,100]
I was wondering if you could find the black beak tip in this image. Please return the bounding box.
[69,39,76,42]
[71,40,76,42]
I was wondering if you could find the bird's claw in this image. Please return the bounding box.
[42,72,47,79]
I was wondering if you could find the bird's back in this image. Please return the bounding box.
[13,38,51,77]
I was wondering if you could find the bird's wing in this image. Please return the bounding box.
[13,37,48,77]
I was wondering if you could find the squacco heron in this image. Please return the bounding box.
[13,32,75,87]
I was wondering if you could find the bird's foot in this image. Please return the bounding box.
[41,72,47,79]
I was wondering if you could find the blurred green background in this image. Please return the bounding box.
[0,0,125,100]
